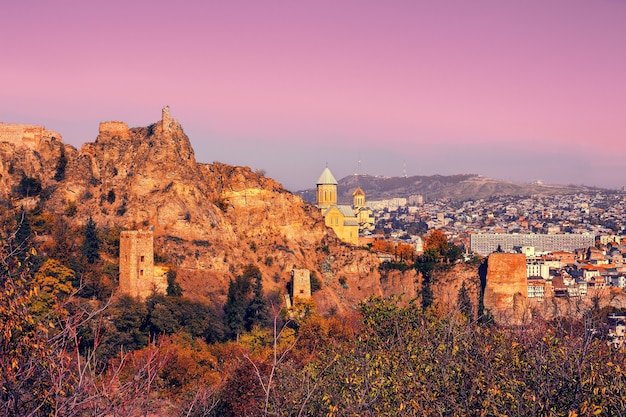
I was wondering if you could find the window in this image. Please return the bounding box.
[140,255,145,262]
[140,270,144,276]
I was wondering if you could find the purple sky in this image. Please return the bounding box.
[2,1,625,191]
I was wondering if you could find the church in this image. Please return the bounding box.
[315,167,375,245]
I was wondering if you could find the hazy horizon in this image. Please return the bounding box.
[2,1,625,191]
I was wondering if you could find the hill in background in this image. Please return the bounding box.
[299,173,600,204]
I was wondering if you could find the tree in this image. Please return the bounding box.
[457,281,473,320]
[14,207,31,251]
[81,216,100,264]
[421,278,434,310]
[106,190,116,203]
[30,258,75,319]
[223,264,270,339]
[166,269,183,296]
[395,242,416,263]
[224,275,251,339]
[245,265,270,331]
[372,239,393,254]
[423,229,448,260]
[446,243,463,263]
[15,175,42,198]
[144,295,224,343]
[51,216,74,263]
[53,147,67,181]
[0,237,59,416]
[310,271,322,293]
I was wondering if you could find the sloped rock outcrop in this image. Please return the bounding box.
[482,253,530,325]
[0,109,421,313]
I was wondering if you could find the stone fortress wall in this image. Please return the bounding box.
[0,122,62,148]
[98,121,130,139]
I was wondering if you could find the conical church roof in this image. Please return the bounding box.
[316,167,338,185]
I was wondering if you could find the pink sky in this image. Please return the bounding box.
[2,0,625,191]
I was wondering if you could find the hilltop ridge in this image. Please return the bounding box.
[0,110,420,313]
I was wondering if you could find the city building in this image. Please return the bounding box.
[470,233,595,256]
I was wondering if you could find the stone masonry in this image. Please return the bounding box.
[0,122,61,148]
[119,229,166,299]
[291,269,312,301]
[98,121,130,139]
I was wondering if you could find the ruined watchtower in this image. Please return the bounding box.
[291,269,312,300]
[119,230,166,299]
[161,106,173,131]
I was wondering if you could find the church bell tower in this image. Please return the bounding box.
[316,167,338,209]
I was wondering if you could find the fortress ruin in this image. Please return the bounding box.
[119,229,167,299]
[292,269,312,300]
[0,122,61,148]
[98,121,130,139]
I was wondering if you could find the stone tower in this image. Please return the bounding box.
[161,106,173,131]
[291,269,312,300]
[316,167,338,209]
[119,230,165,299]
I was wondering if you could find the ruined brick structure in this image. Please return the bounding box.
[291,269,311,301]
[119,229,167,299]
[98,121,130,139]
[0,122,61,148]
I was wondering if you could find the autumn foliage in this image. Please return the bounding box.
[3,206,626,417]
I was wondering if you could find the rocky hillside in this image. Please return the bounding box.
[0,110,420,313]
[299,172,598,204]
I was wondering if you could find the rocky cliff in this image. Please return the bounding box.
[0,110,419,313]
[482,253,530,325]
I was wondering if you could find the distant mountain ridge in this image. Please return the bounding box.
[299,173,600,204]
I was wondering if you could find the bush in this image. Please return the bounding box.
[53,148,67,181]
[64,200,77,217]
[16,175,42,197]
[310,271,322,292]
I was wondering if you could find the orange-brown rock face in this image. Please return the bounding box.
[1,110,421,314]
[0,122,72,200]
[432,263,481,318]
[484,253,530,325]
